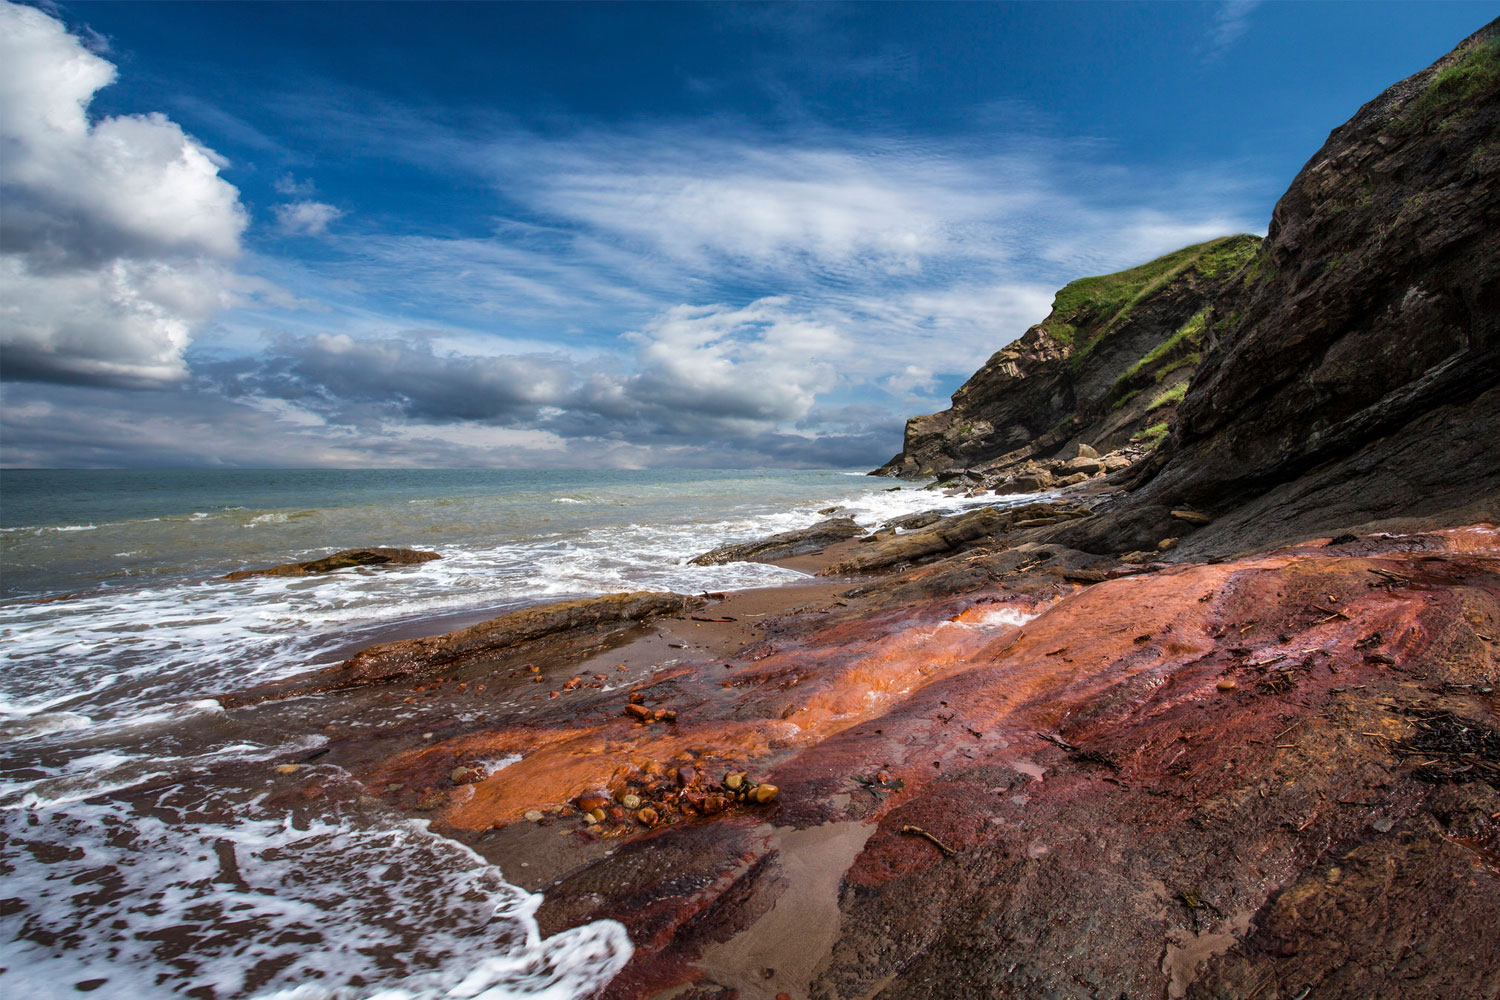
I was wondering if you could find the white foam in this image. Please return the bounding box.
[0,789,632,999]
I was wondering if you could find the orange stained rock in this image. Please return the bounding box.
[361,531,1499,834]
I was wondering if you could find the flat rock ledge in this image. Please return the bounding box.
[690,516,862,566]
[223,547,441,580]
[223,590,706,705]
[821,501,1091,575]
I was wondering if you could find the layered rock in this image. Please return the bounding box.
[877,234,1260,479]
[689,517,861,565]
[223,546,440,580]
[1124,23,1500,548]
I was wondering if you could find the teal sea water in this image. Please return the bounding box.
[0,468,1021,999]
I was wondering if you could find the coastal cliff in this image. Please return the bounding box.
[876,234,1260,480]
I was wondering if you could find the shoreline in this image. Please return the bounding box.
[230,492,1500,999]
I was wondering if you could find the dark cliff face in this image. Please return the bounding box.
[1122,23,1500,530]
[876,235,1261,478]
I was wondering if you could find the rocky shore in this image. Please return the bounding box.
[229,22,1499,1000]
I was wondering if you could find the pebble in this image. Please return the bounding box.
[637,807,659,827]
[628,691,645,705]
[589,808,607,823]
[1216,679,1238,692]
[524,810,544,822]
[450,766,485,785]
[576,793,610,813]
[751,784,779,804]
[676,765,696,787]
[625,703,651,720]
[724,772,745,791]
[621,793,642,810]
[275,764,300,774]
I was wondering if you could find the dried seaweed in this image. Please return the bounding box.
[1384,708,1500,788]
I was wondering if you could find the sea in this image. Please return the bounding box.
[0,468,1011,1000]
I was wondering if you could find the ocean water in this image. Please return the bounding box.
[0,468,1015,999]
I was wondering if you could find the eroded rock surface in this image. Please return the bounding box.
[222,547,440,580]
[690,517,861,566]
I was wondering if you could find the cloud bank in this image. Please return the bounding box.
[0,0,246,385]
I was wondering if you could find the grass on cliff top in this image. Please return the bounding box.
[1042,234,1259,360]
[1399,34,1500,132]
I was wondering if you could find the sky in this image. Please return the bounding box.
[0,1,1493,469]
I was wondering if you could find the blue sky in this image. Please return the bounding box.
[0,1,1492,468]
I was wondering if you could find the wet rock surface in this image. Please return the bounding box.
[222,546,441,580]
[690,517,862,566]
[246,525,1500,1000]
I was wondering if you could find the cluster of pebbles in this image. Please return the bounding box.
[522,755,779,834]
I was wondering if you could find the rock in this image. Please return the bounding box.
[324,592,707,689]
[750,784,779,804]
[562,676,582,691]
[1102,452,1134,473]
[1055,472,1092,487]
[224,547,441,581]
[275,764,300,775]
[450,766,484,785]
[724,772,745,791]
[625,704,651,721]
[637,807,659,827]
[1002,473,1053,493]
[620,793,642,810]
[576,793,610,814]
[1157,537,1179,551]
[872,235,1261,479]
[1119,551,1150,564]
[629,691,645,704]
[676,765,696,788]
[818,505,845,515]
[1170,509,1213,525]
[689,517,862,566]
[1216,679,1239,692]
[880,510,944,532]
[1061,457,1104,476]
[523,810,544,822]
[589,808,607,824]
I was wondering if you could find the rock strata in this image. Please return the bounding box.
[223,547,440,580]
[689,517,861,565]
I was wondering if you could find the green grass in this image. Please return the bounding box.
[1041,234,1258,365]
[1146,381,1189,412]
[1131,422,1170,449]
[1399,36,1500,132]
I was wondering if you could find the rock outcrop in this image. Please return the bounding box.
[689,517,861,565]
[877,234,1260,480]
[223,547,440,580]
[879,20,1499,561]
[1125,23,1500,547]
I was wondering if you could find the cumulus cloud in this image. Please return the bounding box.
[0,0,246,384]
[274,200,344,235]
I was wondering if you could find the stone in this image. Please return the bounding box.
[576,793,610,814]
[750,784,779,804]
[275,764,300,774]
[1157,537,1179,551]
[620,793,642,810]
[223,547,441,581]
[690,517,863,566]
[625,703,651,721]
[1217,679,1238,692]
[450,766,484,785]
[523,810,544,822]
[1061,457,1104,476]
[637,807,659,827]
[1170,509,1214,525]
[1076,443,1100,459]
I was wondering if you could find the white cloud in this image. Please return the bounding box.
[0,0,247,384]
[274,200,344,235]
[274,173,317,196]
[1210,1,1261,57]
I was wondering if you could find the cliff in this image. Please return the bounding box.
[876,234,1260,479]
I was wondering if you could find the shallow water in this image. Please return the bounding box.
[0,468,1019,998]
